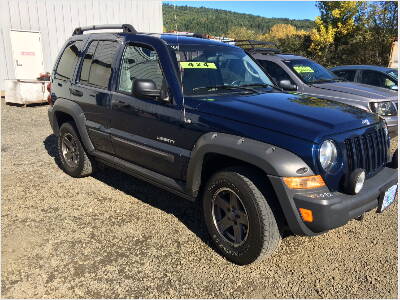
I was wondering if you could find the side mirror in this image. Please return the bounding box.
[279,80,297,91]
[133,79,161,98]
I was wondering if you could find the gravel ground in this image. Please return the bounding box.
[1,101,398,298]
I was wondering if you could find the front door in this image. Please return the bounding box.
[110,43,189,180]
[10,31,44,79]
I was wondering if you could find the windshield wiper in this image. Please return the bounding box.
[240,83,283,92]
[192,85,258,94]
[310,78,335,84]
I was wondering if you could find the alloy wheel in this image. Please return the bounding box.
[212,187,250,247]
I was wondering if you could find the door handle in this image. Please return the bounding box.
[69,88,83,97]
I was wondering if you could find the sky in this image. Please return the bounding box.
[163,1,320,20]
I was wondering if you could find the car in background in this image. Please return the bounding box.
[330,65,398,91]
[232,41,398,137]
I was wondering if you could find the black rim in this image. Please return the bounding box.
[211,188,249,247]
[61,133,79,168]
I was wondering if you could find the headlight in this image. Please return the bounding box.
[369,101,397,116]
[319,140,337,170]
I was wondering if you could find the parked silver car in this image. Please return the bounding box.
[234,41,398,136]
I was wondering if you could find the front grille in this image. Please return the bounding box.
[345,127,388,177]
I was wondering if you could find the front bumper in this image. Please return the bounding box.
[269,167,397,236]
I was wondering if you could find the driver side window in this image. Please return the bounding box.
[118,44,164,93]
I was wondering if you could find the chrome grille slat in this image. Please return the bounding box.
[345,127,388,178]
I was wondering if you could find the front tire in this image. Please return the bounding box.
[57,122,94,177]
[203,168,281,265]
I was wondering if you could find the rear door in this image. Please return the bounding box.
[73,40,120,154]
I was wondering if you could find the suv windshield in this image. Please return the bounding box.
[173,44,274,96]
[284,59,339,84]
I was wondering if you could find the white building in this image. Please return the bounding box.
[0,0,163,94]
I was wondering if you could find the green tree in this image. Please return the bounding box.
[226,26,261,41]
[309,1,398,67]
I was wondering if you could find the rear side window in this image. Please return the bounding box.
[80,41,98,84]
[55,40,83,80]
[79,40,119,89]
[333,70,356,81]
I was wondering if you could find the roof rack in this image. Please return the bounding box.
[72,24,137,36]
[226,40,281,54]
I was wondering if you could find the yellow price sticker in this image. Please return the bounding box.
[180,62,217,69]
[293,66,314,73]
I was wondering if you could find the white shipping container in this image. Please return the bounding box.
[5,80,49,105]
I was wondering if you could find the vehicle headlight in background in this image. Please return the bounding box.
[319,140,337,170]
[369,101,397,116]
[383,121,389,136]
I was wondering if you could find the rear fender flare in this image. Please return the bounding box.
[51,99,95,154]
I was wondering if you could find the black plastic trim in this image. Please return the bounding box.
[186,132,315,196]
[268,167,398,236]
[93,150,193,201]
[49,98,95,153]
[112,136,175,163]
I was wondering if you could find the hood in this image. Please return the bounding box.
[312,81,398,102]
[186,92,381,142]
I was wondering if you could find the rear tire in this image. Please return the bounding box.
[203,167,281,265]
[57,122,94,177]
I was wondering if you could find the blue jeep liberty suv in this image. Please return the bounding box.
[47,24,398,265]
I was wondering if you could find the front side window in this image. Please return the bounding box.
[55,40,83,80]
[173,45,274,96]
[118,44,164,93]
[79,40,119,89]
[360,70,396,89]
[284,59,338,84]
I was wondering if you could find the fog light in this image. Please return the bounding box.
[346,169,366,195]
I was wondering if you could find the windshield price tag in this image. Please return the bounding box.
[180,62,217,69]
[293,66,314,73]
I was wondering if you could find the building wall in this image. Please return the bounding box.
[0,0,163,91]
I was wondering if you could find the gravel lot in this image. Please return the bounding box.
[1,101,398,298]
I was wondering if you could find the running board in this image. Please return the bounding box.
[93,151,195,201]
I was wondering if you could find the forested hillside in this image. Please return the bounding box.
[163,3,314,36]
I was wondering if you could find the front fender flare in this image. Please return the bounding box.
[185,132,315,196]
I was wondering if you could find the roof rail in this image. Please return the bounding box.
[163,31,210,39]
[226,40,281,54]
[72,24,137,36]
